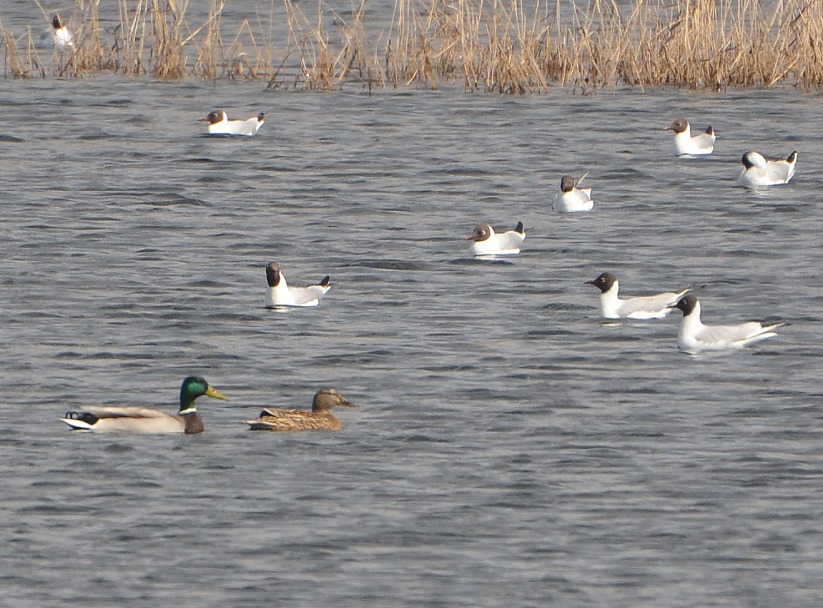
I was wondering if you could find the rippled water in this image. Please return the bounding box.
[1,54,822,608]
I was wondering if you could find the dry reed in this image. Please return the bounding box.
[3,0,823,92]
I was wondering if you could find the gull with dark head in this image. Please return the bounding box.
[200,110,265,136]
[553,175,593,213]
[585,272,690,320]
[737,151,797,187]
[467,221,525,257]
[669,295,785,353]
[666,118,715,156]
[265,261,330,308]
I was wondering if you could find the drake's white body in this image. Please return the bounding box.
[553,175,593,213]
[61,407,190,433]
[587,273,689,320]
[202,111,265,136]
[467,222,525,256]
[667,119,715,156]
[672,296,784,353]
[265,262,330,308]
[737,151,797,187]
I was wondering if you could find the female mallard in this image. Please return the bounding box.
[61,376,228,434]
[245,388,358,431]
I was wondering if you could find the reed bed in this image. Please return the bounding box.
[2,0,823,92]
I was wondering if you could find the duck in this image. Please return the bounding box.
[737,151,797,187]
[61,376,228,433]
[669,295,785,353]
[265,262,331,308]
[245,388,358,431]
[666,118,715,156]
[467,221,525,256]
[553,175,593,212]
[585,272,691,320]
[199,110,265,136]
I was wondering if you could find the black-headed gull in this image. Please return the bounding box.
[40,15,74,52]
[670,295,785,353]
[585,272,690,320]
[265,262,330,308]
[200,110,265,136]
[737,151,797,187]
[467,221,525,256]
[666,118,715,156]
[553,175,593,213]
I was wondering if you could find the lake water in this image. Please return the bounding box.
[1,11,822,607]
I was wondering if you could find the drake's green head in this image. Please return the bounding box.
[179,376,228,414]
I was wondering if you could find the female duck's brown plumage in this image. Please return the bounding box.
[245,388,358,432]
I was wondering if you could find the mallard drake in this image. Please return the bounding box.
[61,376,228,434]
[245,388,358,432]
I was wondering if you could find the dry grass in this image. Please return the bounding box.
[3,0,823,92]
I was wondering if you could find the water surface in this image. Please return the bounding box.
[0,73,822,607]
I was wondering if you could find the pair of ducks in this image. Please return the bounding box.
[586,272,785,353]
[666,118,797,187]
[61,378,358,434]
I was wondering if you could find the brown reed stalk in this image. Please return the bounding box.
[113,0,146,75]
[150,0,186,79]
[192,0,223,79]
[71,0,107,72]
[1,21,27,77]
[3,0,823,90]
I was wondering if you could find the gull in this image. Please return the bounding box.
[200,110,265,136]
[265,262,331,308]
[585,272,690,320]
[737,151,797,187]
[666,118,715,156]
[467,221,525,256]
[669,295,786,353]
[553,175,593,213]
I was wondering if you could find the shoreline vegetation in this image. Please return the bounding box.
[1,0,820,93]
